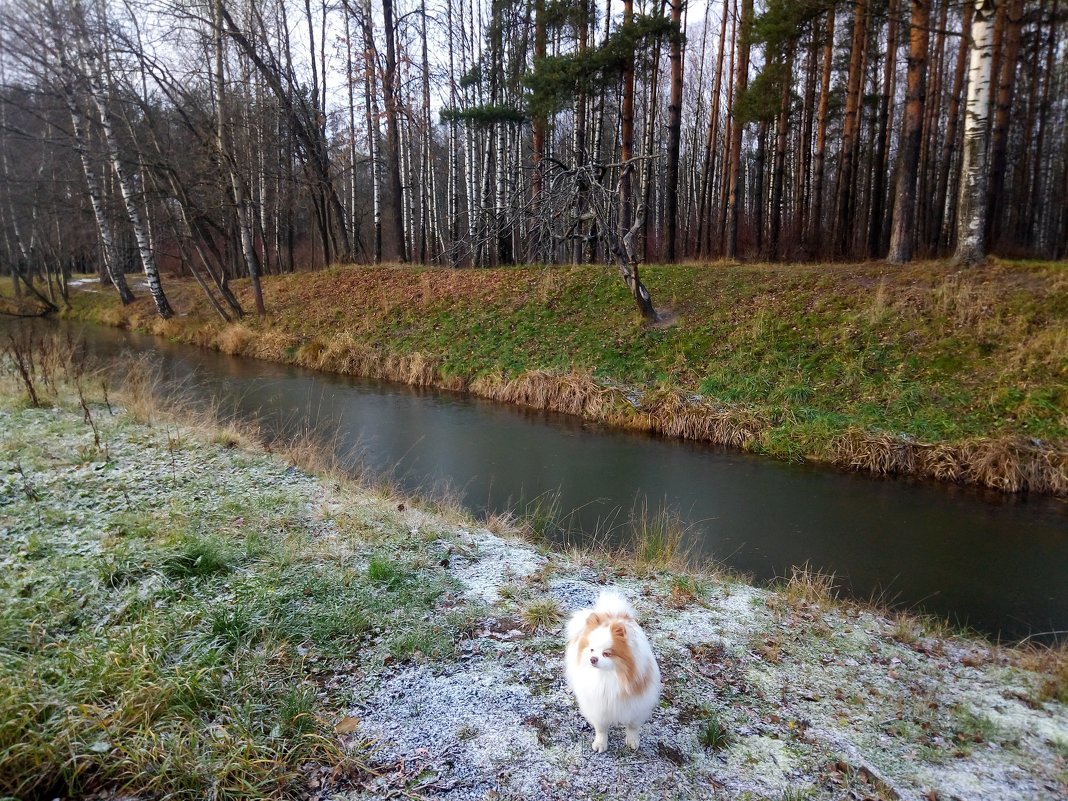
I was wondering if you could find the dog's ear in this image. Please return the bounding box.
[611,622,627,638]
[586,612,602,628]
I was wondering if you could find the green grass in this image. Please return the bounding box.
[697,711,731,750]
[368,553,407,587]
[161,532,237,579]
[521,598,563,632]
[628,499,692,570]
[0,398,469,799]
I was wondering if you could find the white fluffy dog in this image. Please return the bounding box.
[564,590,661,752]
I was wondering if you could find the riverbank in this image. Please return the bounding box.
[57,259,1068,496]
[1,348,1067,799]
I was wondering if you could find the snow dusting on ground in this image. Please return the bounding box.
[348,523,1068,801]
[3,402,1065,800]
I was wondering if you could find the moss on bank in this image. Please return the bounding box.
[59,259,1068,494]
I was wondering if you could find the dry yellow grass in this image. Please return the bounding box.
[641,390,765,449]
[215,323,255,355]
[831,432,1068,495]
[471,369,626,420]
[782,564,839,608]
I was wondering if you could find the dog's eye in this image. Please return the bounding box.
[602,649,614,657]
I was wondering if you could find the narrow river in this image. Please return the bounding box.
[66,322,1068,642]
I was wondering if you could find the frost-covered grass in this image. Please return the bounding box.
[0,388,474,799]
[355,523,1068,801]
[1,338,1066,800]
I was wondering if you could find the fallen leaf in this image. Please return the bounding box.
[335,716,361,734]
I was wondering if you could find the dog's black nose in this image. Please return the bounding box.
[589,656,599,665]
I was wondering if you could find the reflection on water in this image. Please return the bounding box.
[63,322,1068,642]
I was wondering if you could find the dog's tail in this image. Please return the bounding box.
[593,589,635,619]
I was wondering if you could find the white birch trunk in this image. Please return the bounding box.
[443,0,459,265]
[80,46,172,316]
[954,0,997,265]
[213,0,265,312]
[400,115,416,263]
[494,123,506,264]
[358,0,382,263]
[47,38,132,304]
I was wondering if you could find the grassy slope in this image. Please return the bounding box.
[64,258,1068,462]
[0,394,474,798]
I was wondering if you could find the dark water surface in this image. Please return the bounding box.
[68,322,1068,642]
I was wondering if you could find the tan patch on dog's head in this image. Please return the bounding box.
[607,619,654,699]
[574,611,603,664]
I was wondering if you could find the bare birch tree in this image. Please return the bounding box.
[954,0,998,265]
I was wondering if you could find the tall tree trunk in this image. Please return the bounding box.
[78,35,172,316]
[42,0,133,305]
[953,0,997,265]
[446,0,460,264]
[572,0,590,264]
[697,0,729,256]
[868,0,899,257]
[753,119,768,255]
[887,0,931,264]
[531,0,547,260]
[916,0,949,252]
[419,0,439,263]
[463,0,479,265]
[715,0,738,254]
[358,0,382,263]
[619,0,656,319]
[663,0,684,262]
[683,0,709,255]
[585,0,613,264]
[381,0,407,262]
[1010,1,1042,245]
[834,0,869,257]
[769,41,795,259]
[400,97,418,263]
[934,0,974,250]
[726,0,753,258]
[640,31,662,263]
[344,6,358,252]
[986,0,1023,249]
[56,81,133,304]
[796,28,819,247]
[808,6,835,255]
[620,0,636,226]
[214,0,265,314]
[1029,0,1058,245]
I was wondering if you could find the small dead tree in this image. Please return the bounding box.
[538,156,659,322]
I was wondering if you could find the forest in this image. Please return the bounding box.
[0,0,1065,321]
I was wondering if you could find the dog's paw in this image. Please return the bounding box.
[625,728,640,750]
[592,734,608,752]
